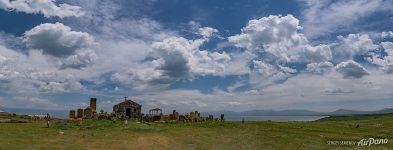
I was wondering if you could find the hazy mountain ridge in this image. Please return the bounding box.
[202,108,393,116]
[1,107,68,118]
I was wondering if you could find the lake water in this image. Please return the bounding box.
[225,115,328,122]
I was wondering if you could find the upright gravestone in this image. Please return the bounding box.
[84,107,93,119]
[77,108,84,118]
[69,110,76,119]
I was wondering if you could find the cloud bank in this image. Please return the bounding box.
[0,0,83,18]
[0,0,392,112]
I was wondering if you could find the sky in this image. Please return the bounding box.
[0,0,393,113]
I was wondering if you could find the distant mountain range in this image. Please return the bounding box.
[2,107,393,119]
[1,107,68,118]
[202,108,393,116]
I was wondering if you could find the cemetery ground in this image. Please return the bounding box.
[0,112,393,150]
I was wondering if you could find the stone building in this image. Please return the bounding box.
[113,97,141,119]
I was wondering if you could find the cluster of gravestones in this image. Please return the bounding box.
[141,110,225,123]
[69,108,96,120]
[142,114,161,122]
[69,109,120,125]
[69,107,225,124]
[67,97,227,124]
[69,98,99,122]
[21,115,46,121]
[152,110,180,122]
[68,98,131,124]
[97,110,116,120]
[181,111,224,122]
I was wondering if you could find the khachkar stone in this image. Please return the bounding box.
[84,107,93,119]
[90,98,97,111]
[69,110,76,119]
[77,108,84,118]
[173,110,179,120]
[209,115,214,120]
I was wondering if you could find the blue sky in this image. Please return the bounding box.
[0,0,392,113]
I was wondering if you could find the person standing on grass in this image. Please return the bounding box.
[45,113,51,128]
[220,114,225,121]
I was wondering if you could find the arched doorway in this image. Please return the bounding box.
[126,108,131,118]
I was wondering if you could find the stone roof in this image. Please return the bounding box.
[114,100,141,107]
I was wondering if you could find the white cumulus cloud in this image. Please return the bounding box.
[337,34,378,55]
[0,0,83,18]
[228,14,332,63]
[302,44,332,63]
[198,27,218,38]
[381,31,393,38]
[149,36,231,83]
[23,23,97,69]
[60,49,97,69]
[299,0,393,38]
[367,42,393,73]
[24,22,94,57]
[306,61,334,75]
[335,60,369,78]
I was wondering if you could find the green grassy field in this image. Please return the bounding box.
[1,113,393,150]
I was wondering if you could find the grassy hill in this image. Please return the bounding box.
[0,113,392,149]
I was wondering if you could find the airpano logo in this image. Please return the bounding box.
[327,138,389,147]
[357,138,388,147]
